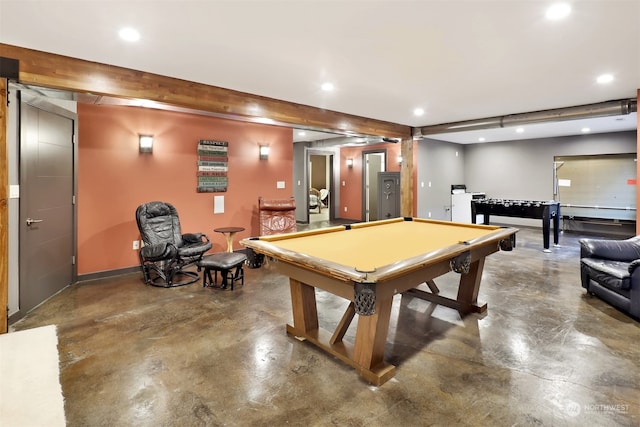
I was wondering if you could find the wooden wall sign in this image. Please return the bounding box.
[197,140,228,192]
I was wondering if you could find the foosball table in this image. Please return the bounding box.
[471,199,560,251]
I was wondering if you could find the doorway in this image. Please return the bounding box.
[18,95,76,315]
[308,152,334,224]
[362,150,386,221]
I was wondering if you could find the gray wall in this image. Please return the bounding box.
[465,131,636,202]
[416,139,466,220]
[417,130,636,228]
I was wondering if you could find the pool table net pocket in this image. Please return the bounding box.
[354,282,376,315]
[449,251,471,274]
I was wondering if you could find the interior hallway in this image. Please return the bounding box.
[10,227,640,426]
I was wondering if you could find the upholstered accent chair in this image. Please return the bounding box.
[309,188,322,213]
[136,201,212,287]
[259,197,297,236]
[579,235,640,319]
[246,197,297,268]
[309,188,329,214]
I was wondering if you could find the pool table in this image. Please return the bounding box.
[241,217,518,385]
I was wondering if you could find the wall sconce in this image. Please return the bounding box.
[346,158,353,168]
[139,135,153,153]
[259,145,270,160]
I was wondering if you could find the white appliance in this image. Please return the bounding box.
[451,189,485,223]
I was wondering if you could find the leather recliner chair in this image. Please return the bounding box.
[136,201,212,287]
[579,236,640,319]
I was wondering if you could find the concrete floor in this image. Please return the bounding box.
[11,226,640,426]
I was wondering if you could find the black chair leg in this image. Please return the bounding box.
[200,262,244,291]
[234,265,244,288]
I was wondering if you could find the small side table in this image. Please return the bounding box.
[214,226,245,252]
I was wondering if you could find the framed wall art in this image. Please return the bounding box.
[197,139,228,192]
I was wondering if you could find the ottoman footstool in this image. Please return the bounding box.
[197,252,247,290]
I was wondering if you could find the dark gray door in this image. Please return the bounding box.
[19,100,74,313]
[378,172,401,220]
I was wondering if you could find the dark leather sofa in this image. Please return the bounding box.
[579,236,640,319]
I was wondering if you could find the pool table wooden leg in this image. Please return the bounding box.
[287,278,396,386]
[354,297,392,367]
[330,302,355,345]
[353,296,395,383]
[456,257,488,314]
[289,278,319,332]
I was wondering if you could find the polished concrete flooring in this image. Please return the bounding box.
[11,226,640,426]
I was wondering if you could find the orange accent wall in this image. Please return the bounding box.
[338,142,416,220]
[77,104,293,274]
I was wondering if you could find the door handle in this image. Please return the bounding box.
[26,218,44,226]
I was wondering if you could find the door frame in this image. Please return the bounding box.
[361,149,387,222]
[303,147,336,224]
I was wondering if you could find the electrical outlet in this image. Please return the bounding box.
[344,207,348,212]
[132,240,140,250]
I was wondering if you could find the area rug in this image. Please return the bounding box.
[0,324,66,427]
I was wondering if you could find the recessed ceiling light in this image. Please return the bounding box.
[516,127,524,133]
[413,108,425,116]
[478,137,486,142]
[297,131,306,136]
[119,27,140,42]
[546,3,571,20]
[581,127,591,133]
[596,73,614,84]
[321,82,334,92]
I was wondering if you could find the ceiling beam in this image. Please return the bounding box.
[0,44,412,140]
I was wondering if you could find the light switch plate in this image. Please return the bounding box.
[214,195,224,214]
[9,185,19,199]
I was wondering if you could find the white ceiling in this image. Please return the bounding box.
[1,0,638,144]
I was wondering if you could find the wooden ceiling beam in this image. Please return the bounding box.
[0,44,412,140]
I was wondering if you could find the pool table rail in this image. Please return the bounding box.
[241,225,517,285]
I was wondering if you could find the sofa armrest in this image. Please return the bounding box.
[629,259,640,274]
[579,238,640,262]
